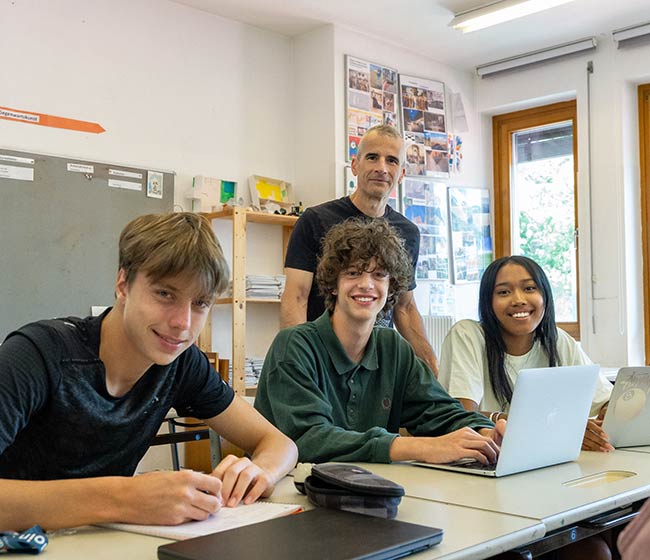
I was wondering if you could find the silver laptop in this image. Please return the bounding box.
[602,367,650,447]
[415,365,600,477]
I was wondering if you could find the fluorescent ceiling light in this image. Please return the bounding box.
[450,0,576,33]
[476,37,597,77]
[612,22,650,46]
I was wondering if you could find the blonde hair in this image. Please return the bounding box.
[119,212,229,300]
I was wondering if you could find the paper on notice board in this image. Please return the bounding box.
[110,169,143,180]
[108,178,142,191]
[0,154,34,165]
[67,163,94,174]
[147,171,163,199]
[0,164,34,181]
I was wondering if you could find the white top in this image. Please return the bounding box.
[438,319,612,417]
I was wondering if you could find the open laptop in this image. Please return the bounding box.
[158,508,443,560]
[602,366,650,447]
[415,364,600,477]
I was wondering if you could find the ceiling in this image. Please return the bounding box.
[171,0,650,70]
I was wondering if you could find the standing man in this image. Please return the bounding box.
[0,212,297,531]
[281,124,439,375]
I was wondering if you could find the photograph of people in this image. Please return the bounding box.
[424,112,446,132]
[426,150,449,174]
[406,143,425,176]
[403,108,424,133]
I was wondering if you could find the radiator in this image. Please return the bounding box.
[422,315,454,352]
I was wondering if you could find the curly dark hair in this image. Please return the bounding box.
[316,218,412,318]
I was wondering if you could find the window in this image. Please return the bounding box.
[639,84,650,364]
[493,101,580,338]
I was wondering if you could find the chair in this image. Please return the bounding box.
[151,352,226,471]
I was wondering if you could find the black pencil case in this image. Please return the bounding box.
[303,463,405,519]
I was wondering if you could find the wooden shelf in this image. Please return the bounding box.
[199,207,296,395]
[215,297,281,305]
[202,208,299,227]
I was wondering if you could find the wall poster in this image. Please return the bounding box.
[403,179,449,281]
[448,187,493,284]
[399,74,448,178]
[345,55,399,161]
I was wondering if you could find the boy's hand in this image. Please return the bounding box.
[212,455,276,507]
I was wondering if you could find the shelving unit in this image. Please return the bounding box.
[200,207,298,395]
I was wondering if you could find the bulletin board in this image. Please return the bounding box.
[0,147,174,340]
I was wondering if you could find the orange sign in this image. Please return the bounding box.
[0,105,105,134]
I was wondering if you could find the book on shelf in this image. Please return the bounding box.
[245,274,285,299]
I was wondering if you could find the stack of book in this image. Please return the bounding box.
[245,274,286,300]
[245,357,265,387]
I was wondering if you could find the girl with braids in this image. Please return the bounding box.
[439,255,613,452]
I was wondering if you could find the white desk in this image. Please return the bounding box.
[41,477,544,560]
[358,450,650,532]
[272,478,545,560]
[620,445,650,454]
[38,452,650,560]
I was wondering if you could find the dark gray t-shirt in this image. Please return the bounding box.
[284,196,420,322]
[0,311,234,480]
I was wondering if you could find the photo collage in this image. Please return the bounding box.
[448,187,492,283]
[402,179,449,281]
[400,75,448,177]
[346,56,399,161]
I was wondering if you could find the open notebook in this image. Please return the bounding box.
[416,364,600,477]
[99,501,302,540]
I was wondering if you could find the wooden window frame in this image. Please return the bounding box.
[639,84,650,364]
[492,100,580,339]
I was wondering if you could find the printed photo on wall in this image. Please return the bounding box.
[147,171,163,199]
[399,74,448,178]
[402,179,449,281]
[448,187,492,284]
[346,55,398,161]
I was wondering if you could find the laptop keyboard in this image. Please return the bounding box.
[447,459,497,471]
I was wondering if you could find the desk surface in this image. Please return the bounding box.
[41,477,543,560]
[38,451,650,560]
[359,450,650,531]
[621,445,650,454]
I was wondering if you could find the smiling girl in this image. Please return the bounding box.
[439,255,613,452]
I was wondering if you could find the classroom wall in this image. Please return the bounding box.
[294,26,487,320]
[475,37,650,367]
[0,0,296,209]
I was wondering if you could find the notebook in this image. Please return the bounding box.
[602,366,650,447]
[415,364,600,477]
[100,501,302,540]
[157,508,443,560]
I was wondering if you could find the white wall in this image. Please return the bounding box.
[326,25,487,319]
[0,0,295,208]
[209,24,487,364]
[476,36,650,367]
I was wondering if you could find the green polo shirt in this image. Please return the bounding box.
[255,312,493,463]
